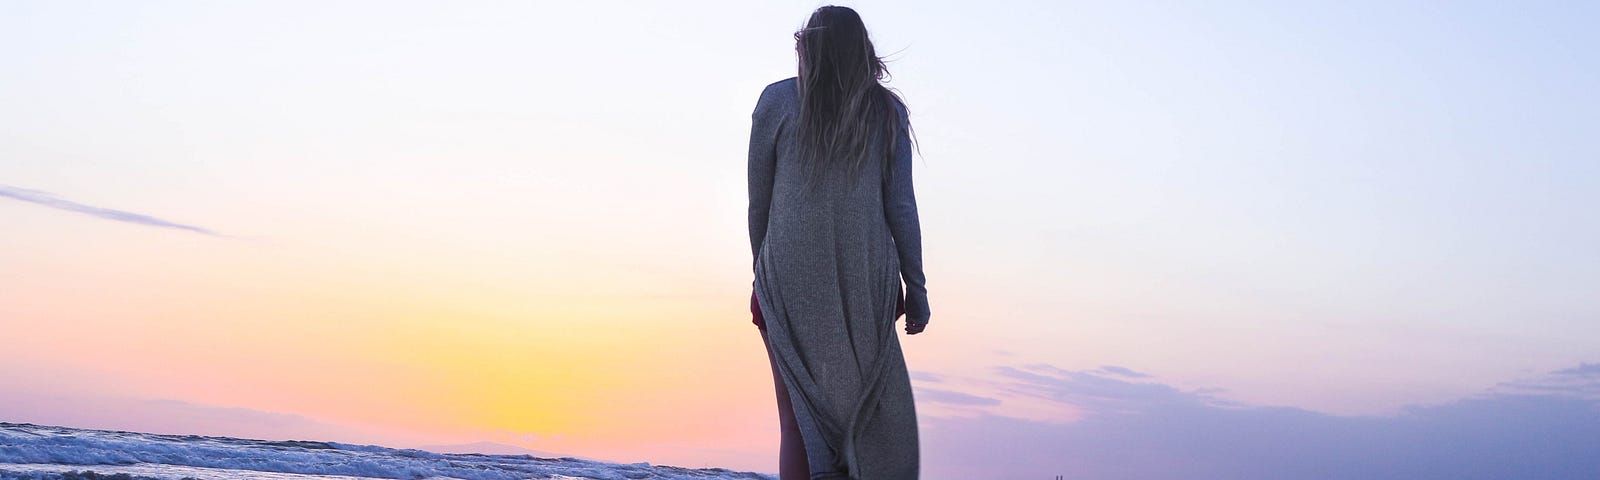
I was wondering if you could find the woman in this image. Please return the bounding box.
[748,5,930,479]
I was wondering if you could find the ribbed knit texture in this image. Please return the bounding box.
[748,77,924,479]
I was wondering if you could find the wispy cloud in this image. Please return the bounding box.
[1096,365,1151,378]
[915,387,1002,406]
[1489,362,1600,399]
[0,184,220,236]
[1554,363,1600,376]
[991,363,1246,414]
[918,362,1600,479]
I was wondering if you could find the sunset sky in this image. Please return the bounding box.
[3,1,1598,477]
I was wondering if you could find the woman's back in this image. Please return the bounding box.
[755,76,903,266]
[749,75,925,478]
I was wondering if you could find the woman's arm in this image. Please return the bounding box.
[748,84,782,274]
[884,102,930,325]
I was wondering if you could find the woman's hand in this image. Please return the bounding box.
[904,321,926,335]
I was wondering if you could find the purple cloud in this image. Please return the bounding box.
[914,387,1001,407]
[1553,363,1600,376]
[918,362,1600,479]
[1097,365,1151,378]
[0,184,220,236]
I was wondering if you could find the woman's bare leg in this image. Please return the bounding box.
[762,328,810,479]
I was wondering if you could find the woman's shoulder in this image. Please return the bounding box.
[759,77,799,101]
[753,77,800,116]
[764,76,798,91]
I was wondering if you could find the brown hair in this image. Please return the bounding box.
[794,5,915,193]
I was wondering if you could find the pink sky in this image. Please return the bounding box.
[4,1,1598,477]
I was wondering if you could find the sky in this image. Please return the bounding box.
[2,0,1598,477]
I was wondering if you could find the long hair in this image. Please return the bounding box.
[794,5,914,194]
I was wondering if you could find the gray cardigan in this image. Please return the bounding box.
[748,77,930,325]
